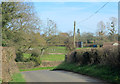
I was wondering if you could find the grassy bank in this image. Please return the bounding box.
[54,62,120,84]
[20,66,56,72]
[9,73,26,84]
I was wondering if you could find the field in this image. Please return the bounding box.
[23,46,92,62]
[20,46,66,72]
[41,54,65,61]
[23,46,66,62]
[46,46,67,54]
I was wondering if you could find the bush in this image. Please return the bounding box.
[31,49,41,57]
[102,46,120,67]
[15,52,31,62]
[30,56,41,66]
[67,46,120,67]
[15,52,24,62]
[30,49,41,66]
[67,48,92,65]
[34,57,41,66]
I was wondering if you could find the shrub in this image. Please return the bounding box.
[34,57,41,67]
[30,56,41,66]
[15,52,24,62]
[31,49,41,57]
[67,46,120,67]
[15,52,31,62]
[30,49,41,66]
[102,46,120,67]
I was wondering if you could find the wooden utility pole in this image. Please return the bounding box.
[73,21,76,48]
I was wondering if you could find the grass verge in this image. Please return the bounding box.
[20,66,56,72]
[0,79,2,83]
[54,62,120,84]
[9,73,26,84]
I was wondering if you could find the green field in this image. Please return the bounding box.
[22,46,93,62]
[55,62,120,84]
[23,46,92,62]
[23,46,66,61]
[23,53,65,62]
[46,46,67,54]
[41,54,65,61]
[23,46,89,60]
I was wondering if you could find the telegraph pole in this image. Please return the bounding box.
[73,21,76,48]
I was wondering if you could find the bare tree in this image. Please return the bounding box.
[96,21,107,45]
[64,31,75,51]
[97,21,106,37]
[107,17,117,41]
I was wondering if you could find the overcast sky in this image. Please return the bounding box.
[33,2,118,34]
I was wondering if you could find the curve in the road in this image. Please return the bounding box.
[21,70,109,84]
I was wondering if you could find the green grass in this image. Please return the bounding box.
[23,53,31,59]
[23,46,66,62]
[23,53,65,62]
[55,62,120,84]
[46,46,67,54]
[9,73,26,84]
[42,47,65,61]
[41,54,65,61]
[20,66,56,72]
[0,79,2,83]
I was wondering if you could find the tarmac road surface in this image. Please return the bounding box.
[21,70,109,84]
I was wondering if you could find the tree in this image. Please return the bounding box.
[64,31,75,51]
[107,17,117,41]
[2,2,45,63]
[58,32,69,45]
[96,21,107,45]
[2,2,34,46]
[43,19,57,36]
[0,5,2,46]
[97,21,106,38]
[2,2,42,48]
[42,19,58,46]
[76,29,80,42]
[80,32,94,43]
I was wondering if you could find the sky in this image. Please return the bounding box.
[33,2,118,34]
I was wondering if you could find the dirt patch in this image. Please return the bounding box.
[41,61,62,67]
[16,62,35,69]
[17,61,63,69]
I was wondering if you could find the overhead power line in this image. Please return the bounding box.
[77,2,109,25]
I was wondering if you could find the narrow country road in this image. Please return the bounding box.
[21,70,109,83]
